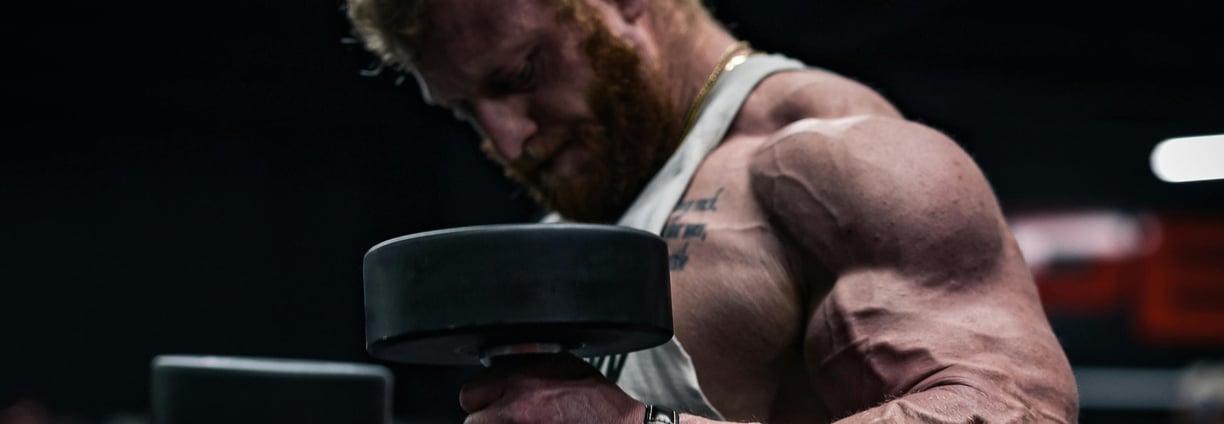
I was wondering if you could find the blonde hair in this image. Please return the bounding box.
[345,0,432,71]
[345,0,712,71]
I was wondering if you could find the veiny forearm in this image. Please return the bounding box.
[678,383,1064,424]
[679,414,760,424]
[831,383,1069,424]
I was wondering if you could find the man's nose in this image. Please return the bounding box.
[470,96,537,161]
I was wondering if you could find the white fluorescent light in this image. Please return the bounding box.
[1009,211,1152,271]
[1151,134,1224,183]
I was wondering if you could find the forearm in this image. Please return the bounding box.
[675,383,1066,424]
[679,414,759,424]
[831,384,1066,424]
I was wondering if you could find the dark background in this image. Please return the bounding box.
[4,0,1222,422]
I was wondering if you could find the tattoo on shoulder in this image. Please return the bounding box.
[664,188,724,271]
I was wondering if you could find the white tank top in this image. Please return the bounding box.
[544,54,807,419]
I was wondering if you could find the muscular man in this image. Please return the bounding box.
[346,0,1079,422]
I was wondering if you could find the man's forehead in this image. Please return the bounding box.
[414,0,557,100]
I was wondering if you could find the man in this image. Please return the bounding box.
[346,0,1079,422]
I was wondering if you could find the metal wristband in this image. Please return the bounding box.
[644,404,679,424]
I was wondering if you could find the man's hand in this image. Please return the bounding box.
[460,353,646,424]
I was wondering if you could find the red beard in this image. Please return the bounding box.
[484,11,683,223]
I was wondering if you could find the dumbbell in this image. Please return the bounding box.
[150,355,393,424]
[362,223,673,367]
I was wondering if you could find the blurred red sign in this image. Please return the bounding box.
[1020,212,1224,347]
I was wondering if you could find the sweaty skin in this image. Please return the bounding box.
[378,0,1079,422]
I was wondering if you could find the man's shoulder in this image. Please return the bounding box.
[739,67,902,131]
[745,114,959,186]
[743,114,1003,271]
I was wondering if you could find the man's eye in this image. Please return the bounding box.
[511,64,534,89]
[492,63,535,93]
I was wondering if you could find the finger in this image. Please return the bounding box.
[462,352,605,415]
[462,408,495,424]
[459,373,507,414]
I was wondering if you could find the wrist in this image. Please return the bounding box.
[643,404,679,423]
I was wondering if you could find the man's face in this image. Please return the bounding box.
[413,0,682,222]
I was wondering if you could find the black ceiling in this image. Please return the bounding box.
[9,0,1223,211]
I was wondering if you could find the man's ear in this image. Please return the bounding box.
[604,0,645,23]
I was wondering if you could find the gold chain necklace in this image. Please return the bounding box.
[680,40,754,137]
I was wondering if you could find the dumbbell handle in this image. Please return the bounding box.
[479,343,564,367]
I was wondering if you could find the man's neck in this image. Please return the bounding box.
[644,14,739,127]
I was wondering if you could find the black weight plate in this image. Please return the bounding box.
[151,355,392,424]
[363,223,673,365]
